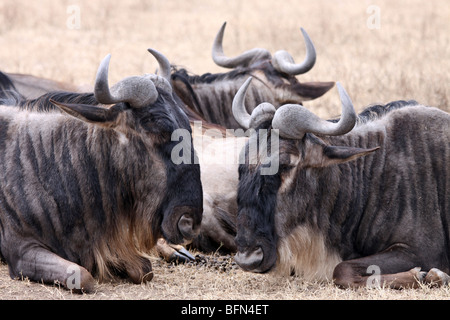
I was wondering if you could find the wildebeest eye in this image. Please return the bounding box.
[278,163,295,174]
[140,116,155,131]
[277,152,298,175]
[140,112,175,135]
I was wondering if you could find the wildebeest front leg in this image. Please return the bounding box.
[332,245,426,289]
[9,246,95,293]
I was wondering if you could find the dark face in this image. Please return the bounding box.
[234,125,378,273]
[234,126,298,273]
[232,78,376,273]
[235,162,281,272]
[135,90,203,245]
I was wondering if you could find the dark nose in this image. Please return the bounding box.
[234,247,264,271]
[178,214,199,241]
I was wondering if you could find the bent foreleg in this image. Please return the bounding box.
[332,245,425,289]
[8,246,95,293]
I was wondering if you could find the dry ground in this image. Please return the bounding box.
[0,0,449,300]
[2,254,450,300]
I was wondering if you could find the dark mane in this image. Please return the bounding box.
[328,99,420,124]
[0,71,98,112]
[357,99,419,123]
[171,66,250,85]
[0,71,25,105]
[17,91,98,112]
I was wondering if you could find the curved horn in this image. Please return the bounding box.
[147,48,173,94]
[94,54,115,105]
[232,77,253,129]
[212,22,271,68]
[232,77,277,129]
[271,28,317,75]
[272,82,356,139]
[147,48,171,81]
[94,54,158,108]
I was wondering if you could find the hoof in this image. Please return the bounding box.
[67,267,96,294]
[424,268,450,287]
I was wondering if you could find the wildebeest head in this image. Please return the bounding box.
[211,22,334,104]
[171,22,335,129]
[232,78,378,273]
[52,51,203,246]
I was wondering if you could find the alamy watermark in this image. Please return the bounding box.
[366,5,381,30]
[66,5,81,30]
[66,265,81,290]
[366,265,381,288]
[171,121,280,175]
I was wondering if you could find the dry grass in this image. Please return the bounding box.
[2,255,450,300]
[0,0,449,300]
[0,0,448,116]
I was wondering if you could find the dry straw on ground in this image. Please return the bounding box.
[0,0,449,300]
[2,254,450,300]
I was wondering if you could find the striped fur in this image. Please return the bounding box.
[0,86,203,291]
[171,64,334,129]
[0,72,25,106]
[236,102,450,286]
[188,102,425,256]
[0,68,331,261]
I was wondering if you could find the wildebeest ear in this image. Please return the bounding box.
[50,99,120,124]
[303,143,380,168]
[296,81,335,100]
[318,145,380,167]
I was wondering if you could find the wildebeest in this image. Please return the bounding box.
[0,50,218,263]
[231,77,450,288]
[0,23,333,260]
[0,49,201,264]
[171,22,335,129]
[0,52,203,292]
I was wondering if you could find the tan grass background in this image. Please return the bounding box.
[0,0,449,300]
[0,0,449,116]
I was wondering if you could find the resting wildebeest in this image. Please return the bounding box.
[231,77,450,288]
[171,22,334,129]
[0,50,201,264]
[0,53,203,292]
[0,26,332,259]
[0,51,218,262]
